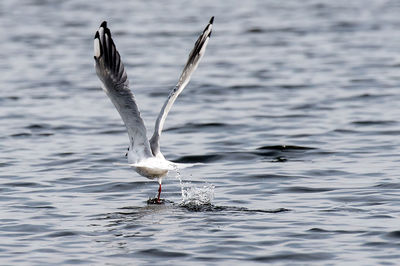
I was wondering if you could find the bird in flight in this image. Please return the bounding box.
[94,17,214,203]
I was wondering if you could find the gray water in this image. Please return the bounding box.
[1,0,400,265]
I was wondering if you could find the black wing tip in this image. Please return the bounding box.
[100,21,107,28]
[206,17,214,37]
[94,31,99,39]
[203,16,214,34]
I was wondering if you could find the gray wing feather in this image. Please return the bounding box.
[149,17,214,156]
[94,21,152,162]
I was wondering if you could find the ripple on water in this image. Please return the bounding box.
[138,248,189,258]
[63,181,148,194]
[174,154,222,163]
[181,204,290,213]
[251,252,335,262]
[351,120,398,126]
[174,144,319,164]
[165,122,229,133]
[385,231,400,239]
[284,186,335,193]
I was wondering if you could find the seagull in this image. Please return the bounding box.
[93,17,213,203]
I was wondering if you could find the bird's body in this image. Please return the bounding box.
[93,17,213,203]
[129,156,172,179]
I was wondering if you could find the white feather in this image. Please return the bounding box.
[94,38,100,58]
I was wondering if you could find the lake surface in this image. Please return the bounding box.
[1,0,400,265]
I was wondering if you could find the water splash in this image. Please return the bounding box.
[180,182,215,205]
[173,167,215,206]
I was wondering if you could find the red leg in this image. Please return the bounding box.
[157,183,162,203]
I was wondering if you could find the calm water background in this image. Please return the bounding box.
[1,0,400,265]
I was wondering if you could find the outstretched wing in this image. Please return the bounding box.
[149,17,214,156]
[94,21,152,162]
